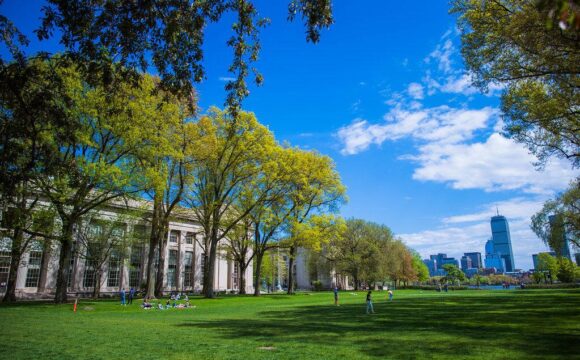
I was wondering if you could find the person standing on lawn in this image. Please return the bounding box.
[120,288,126,306]
[366,291,374,314]
[334,286,339,306]
[129,287,135,304]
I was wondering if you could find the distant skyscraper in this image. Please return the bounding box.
[423,259,437,277]
[484,239,505,272]
[460,256,472,271]
[548,215,572,260]
[464,252,483,269]
[490,214,515,272]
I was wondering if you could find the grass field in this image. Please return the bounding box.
[0,289,579,359]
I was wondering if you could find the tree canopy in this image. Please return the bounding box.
[451,0,580,168]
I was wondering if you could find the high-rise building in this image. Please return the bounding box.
[548,215,572,260]
[460,256,472,271]
[490,214,515,272]
[464,252,483,269]
[484,239,505,272]
[423,259,437,277]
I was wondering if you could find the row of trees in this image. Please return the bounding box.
[306,218,429,290]
[0,56,348,302]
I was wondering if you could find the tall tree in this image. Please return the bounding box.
[451,0,580,168]
[531,178,580,249]
[184,108,278,298]
[129,79,199,299]
[30,64,163,303]
[282,150,346,295]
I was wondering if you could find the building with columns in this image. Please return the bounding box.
[0,200,253,299]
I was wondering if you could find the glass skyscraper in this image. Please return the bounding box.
[490,215,515,272]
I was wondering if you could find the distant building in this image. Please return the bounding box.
[490,214,515,272]
[484,239,505,273]
[548,215,572,260]
[423,259,437,277]
[463,252,483,269]
[460,256,472,271]
[464,268,479,278]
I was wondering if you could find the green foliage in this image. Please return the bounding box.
[411,253,430,282]
[451,0,580,168]
[531,179,580,248]
[557,258,578,283]
[537,253,560,283]
[442,264,466,284]
[36,0,334,111]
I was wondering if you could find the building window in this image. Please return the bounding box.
[233,263,239,289]
[67,242,76,288]
[25,251,42,287]
[185,232,194,245]
[107,250,121,287]
[83,243,97,288]
[129,245,143,288]
[169,230,179,243]
[167,249,178,288]
[183,251,193,288]
[0,237,12,288]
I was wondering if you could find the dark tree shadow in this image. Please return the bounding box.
[176,291,580,358]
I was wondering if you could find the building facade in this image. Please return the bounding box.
[463,252,483,269]
[490,215,515,272]
[0,202,253,299]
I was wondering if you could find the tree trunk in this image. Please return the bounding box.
[54,218,75,304]
[155,220,169,297]
[2,228,23,303]
[145,194,163,298]
[92,270,102,299]
[204,243,216,298]
[253,251,264,296]
[238,260,247,295]
[287,246,296,295]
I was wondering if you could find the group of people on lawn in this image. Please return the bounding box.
[119,288,193,310]
[121,286,393,314]
[333,286,394,314]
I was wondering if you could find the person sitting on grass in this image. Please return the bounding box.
[166,300,171,309]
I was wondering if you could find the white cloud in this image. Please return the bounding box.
[337,103,577,195]
[425,39,455,74]
[409,133,576,194]
[407,82,424,100]
[399,197,555,270]
[218,76,236,82]
[440,74,477,95]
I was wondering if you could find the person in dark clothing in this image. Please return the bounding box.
[129,287,135,304]
[366,291,374,314]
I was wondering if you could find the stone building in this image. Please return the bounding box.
[0,199,253,299]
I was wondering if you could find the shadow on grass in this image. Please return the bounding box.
[176,292,580,358]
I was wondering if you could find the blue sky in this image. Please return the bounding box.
[2,1,577,270]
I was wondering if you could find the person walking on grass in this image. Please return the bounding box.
[334,286,339,306]
[366,291,374,314]
[120,288,126,306]
[388,290,393,301]
[129,287,135,304]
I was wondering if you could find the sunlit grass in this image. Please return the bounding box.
[0,289,578,359]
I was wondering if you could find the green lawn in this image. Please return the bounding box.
[0,289,579,359]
